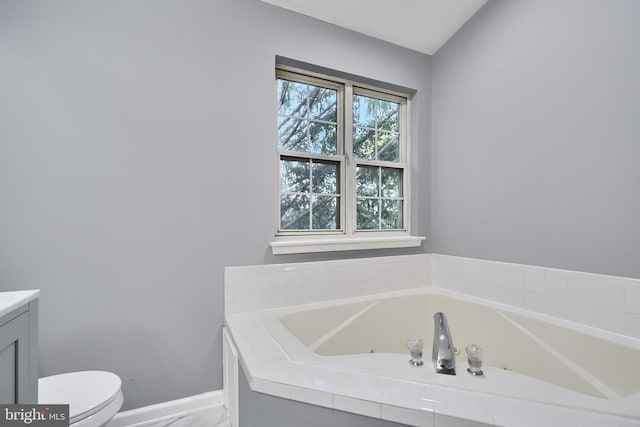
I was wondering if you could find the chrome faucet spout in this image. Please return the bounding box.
[433,312,456,375]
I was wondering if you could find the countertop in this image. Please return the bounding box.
[0,290,40,319]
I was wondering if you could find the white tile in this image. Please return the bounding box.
[375,377,411,407]
[544,274,568,299]
[624,312,640,339]
[332,266,348,283]
[485,397,564,427]
[593,284,624,311]
[346,281,362,297]
[361,277,385,295]
[523,272,545,294]
[454,262,475,283]
[592,307,624,333]
[358,260,378,281]
[303,264,332,286]
[398,258,421,277]
[524,291,546,313]
[347,263,364,283]
[619,276,640,291]
[481,282,504,304]
[437,389,492,426]
[503,288,524,308]
[224,301,236,315]
[290,385,333,408]
[544,297,567,319]
[286,287,304,306]
[395,275,421,290]
[374,261,398,283]
[308,366,339,392]
[304,283,337,303]
[285,269,307,289]
[567,280,595,305]
[254,290,287,310]
[472,260,496,284]
[625,288,640,315]
[233,292,254,313]
[490,267,524,290]
[452,280,473,298]
[225,274,256,294]
[333,372,381,401]
[251,377,291,400]
[333,394,381,419]
[567,301,594,327]
[430,254,448,286]
[266,271,288,291]
[409,383,443,412]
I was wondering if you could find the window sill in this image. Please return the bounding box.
[269,234,425,255]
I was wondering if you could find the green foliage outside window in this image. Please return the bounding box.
[277,73,404,232]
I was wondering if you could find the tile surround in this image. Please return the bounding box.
[226,253,640,338]
[224,254,431,315]
[431,254,640,339]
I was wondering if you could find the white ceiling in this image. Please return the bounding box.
[261,0,488,55]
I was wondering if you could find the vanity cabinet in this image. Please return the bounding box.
[0,295,38,404]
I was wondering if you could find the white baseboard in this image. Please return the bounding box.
[107,390,225,427]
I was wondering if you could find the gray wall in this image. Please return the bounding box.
[432,0,640,279]
[0,0,431,409]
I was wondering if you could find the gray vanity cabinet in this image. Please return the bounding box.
[0,299,38,404]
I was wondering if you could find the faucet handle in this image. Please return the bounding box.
[466,344,484,376]
[407,338,424,366]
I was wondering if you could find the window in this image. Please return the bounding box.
[272,67,423,254]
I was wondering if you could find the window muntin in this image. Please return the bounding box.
[352,95,400,162]
[278,79,338,155]
[276,68,408,236]
[355,166,403,230]
[279,157,341,230]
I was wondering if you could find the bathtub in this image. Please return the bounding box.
[225,287,640,426]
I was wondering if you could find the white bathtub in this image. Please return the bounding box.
[225,287,640,426]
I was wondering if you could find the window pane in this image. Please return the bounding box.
[381,199,402,229]
[356,166,379,197]
[309,87,337,122]
[312,161,338,194]
[280,159,310,193]
[353,94,401,161]
[278,118,308,152]
[312,196,339,229]
[278,80,308,117]
[353,127,375,160]
[377,132,399,162]
[280,195,310,230]
[356,199,379,230]
[381,168,402,198]
[278,79,337,156]
[377,99,399,131]
[353,95,375,127]
[309,122,337,154]
[280,157,341,231]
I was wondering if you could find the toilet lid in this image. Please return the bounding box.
[39,371,122,423]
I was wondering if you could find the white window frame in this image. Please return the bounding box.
[270,66,425,254]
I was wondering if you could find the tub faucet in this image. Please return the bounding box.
[433,312,456,375]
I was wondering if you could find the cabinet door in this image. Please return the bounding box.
[0,312,29,404]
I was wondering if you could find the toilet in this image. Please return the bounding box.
[38,371,124,427]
